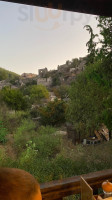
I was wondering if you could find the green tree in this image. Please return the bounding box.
[66,61,110,138]
[29,85,49,104]
[1,87,28,111]
[67,17,112,137]
[97,16,112,59]
[84,25,98,64]
[85,17,112,65]
[53,85,69,100]
[39,99,67,126]
[52,75,61,86]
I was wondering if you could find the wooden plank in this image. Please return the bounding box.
[80,176,93,200]
[40,169,112,200]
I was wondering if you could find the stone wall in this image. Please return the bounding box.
[58,64,70,73]
[38,68,48,77]
[0,80,11,90]
[37,77,52,87]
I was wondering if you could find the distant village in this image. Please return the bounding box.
[0,57,87,90]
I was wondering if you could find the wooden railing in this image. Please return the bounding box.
[40,169,112,200]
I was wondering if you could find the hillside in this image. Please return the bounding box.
[37,57,87,87]
[0,67,19,81]
[0,56,87,89]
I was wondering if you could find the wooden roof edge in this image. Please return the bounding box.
[1,0,112,17]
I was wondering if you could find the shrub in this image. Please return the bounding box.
[1,87,29,111]
[39,99,67,126]
[28,85,49,104]
[38,125,56,135]
[32,126,61,159]
[14,119,36,154]
[18,141,37,167]
[33,134,61,159]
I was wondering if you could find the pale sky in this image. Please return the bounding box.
[0,1,99,75]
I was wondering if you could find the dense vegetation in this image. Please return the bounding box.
[0,67,19,81]
[0,108,112,184]
[67,16,112,138]
[66,60,112,138]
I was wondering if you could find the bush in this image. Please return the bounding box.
[28,85,49,104]
[33,134,61,159]
[38,125,56,135]
[14,119,36,154]
[28,126,61,159]
[18,141,37,167]
[39,99,67,126]
[30,109,39,118]
[16,126,62,182]
[1,87,29,111]
[4,111,27,134]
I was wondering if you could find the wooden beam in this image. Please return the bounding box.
[1,0,112,17]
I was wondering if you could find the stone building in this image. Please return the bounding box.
[21,73,37,79]
[38,68,48,78]
[58,64,70,73]
[37,56,87,86]
[37,77,52,87]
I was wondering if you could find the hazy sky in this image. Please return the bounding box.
[0,1,99,75]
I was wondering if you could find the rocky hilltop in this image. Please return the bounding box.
[0,56,87,89]
[37,56,87,88]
